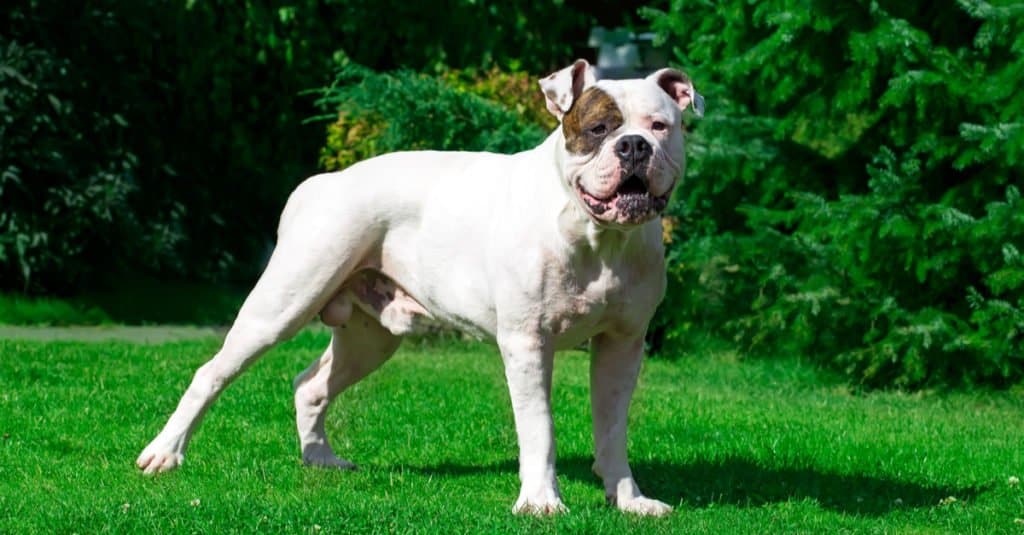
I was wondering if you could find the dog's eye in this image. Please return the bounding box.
[589,124,608,136]
[651,121,667,132]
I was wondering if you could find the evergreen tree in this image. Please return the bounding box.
[644,0,1024,387]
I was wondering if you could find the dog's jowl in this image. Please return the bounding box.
[137,59,701,516]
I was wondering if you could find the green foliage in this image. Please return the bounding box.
[2,1,329,292]
[321,1,589,72]
[644,1,1024,387]
[71,278,247,325]
[0,293,110,326]
[319,110,390,172]
[0,278,245,326]
[1,0,619,295]
[0,38,180,292]
[317,66,548,171]
[441,68,559,132]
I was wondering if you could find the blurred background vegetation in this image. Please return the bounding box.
[1,0,1021,389]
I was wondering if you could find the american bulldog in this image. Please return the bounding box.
[137,59,701,516]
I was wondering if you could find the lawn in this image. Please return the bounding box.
[1,330,1022,533]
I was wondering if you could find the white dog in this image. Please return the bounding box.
[137,59,701,516]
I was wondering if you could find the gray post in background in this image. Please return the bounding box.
[588,27,669,80]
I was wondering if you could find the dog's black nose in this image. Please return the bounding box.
[615,135,651,165]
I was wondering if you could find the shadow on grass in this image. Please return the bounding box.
[400,455,982,516]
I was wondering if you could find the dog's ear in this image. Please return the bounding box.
[647,68,704,117]
[538,59,596,121]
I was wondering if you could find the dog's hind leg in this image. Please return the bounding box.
[293,293,401,469]
[136,226,372,475]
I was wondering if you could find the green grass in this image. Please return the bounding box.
[1,331,1023,533]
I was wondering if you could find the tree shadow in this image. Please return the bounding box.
[396,455,983,516]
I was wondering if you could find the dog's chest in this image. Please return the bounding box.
[543,259,643,348]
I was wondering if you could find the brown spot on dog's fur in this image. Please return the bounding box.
[563,87,623,155]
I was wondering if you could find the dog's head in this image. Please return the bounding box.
[540,59,702,227]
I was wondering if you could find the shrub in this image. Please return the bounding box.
[2,0,650,296]
[0,293,110,326]
[320,110,390,172]
[643,1,1024,388]
[1,1,324,292]
[316,66,548,171]
[441,68,558,132]
[0,38,183,293]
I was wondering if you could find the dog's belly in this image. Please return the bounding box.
[385,250,499,340]
[335,229,622,345]
[331,265,616,347]
[370,243,631,348]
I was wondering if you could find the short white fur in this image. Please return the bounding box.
[136,59,697,517]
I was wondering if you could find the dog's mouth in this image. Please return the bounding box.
[576,174,669,224]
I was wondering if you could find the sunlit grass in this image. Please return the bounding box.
[1,331,1022,533]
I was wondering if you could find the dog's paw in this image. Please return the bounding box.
[136,449,184,475]
[302,448,357,470]
[611,495,673,516]
[137,432,189,475]
[512,489,567,515]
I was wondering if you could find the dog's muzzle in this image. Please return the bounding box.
[614,135,651,174]
[576,170,669,225]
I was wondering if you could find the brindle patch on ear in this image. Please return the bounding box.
[562,87,624,155]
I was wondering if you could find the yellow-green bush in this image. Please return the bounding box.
[320,111,388,172]
[315,66,547,173]
[441,68,557,132]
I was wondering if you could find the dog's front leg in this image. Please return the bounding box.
[498,332,566,515]
[591,333,673,516]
